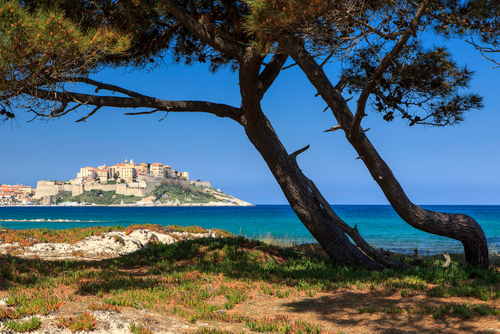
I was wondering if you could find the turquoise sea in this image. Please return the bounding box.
[0,205,499,255]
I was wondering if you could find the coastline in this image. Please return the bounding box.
[1,201,255,208]
[2,205,499,257]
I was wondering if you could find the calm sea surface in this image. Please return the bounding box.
[0,205,499,255]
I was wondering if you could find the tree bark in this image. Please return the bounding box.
[290,147,411,270]
[289,40,489,269]
[237,49,383,269]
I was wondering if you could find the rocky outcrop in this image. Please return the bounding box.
[0,228,219,260]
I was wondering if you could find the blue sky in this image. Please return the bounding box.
[1,37,499,205]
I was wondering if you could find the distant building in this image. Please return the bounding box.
[0,184,33,204]
[77,167,97,179]
[120,166,136,183]
[74,159,189,185]
[150,163,166,178]
[96,169,109,182]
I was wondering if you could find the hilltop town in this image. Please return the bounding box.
[1,159,252,206]
[73,158,190,185]
[0,184,34,205]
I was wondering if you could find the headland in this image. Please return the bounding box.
[1,158,252,207]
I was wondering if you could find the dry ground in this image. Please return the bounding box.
[1,268,499,334]
[0,232,499,334]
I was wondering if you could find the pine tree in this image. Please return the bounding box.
[1,0,498,268]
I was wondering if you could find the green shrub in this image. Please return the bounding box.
[146,184,221,204]
[55,190,142,205]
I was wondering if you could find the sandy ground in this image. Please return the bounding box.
[0,304,199,334]
[2,231,500,333]
[0,229,220,333]
[0,229,218,260]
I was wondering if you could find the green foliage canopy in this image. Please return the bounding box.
[244,0,496,126]
[1,0,498,127]
[0,1,131,121]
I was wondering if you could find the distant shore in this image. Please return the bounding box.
[0,202,257,208]
[2,202,255,207]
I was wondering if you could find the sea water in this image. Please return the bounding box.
[0,205,499,255]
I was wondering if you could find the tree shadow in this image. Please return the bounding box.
[0,236,499,298]
[0,237,499,333]
[281,293,485,333]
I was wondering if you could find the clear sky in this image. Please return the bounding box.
[1,36,499,205]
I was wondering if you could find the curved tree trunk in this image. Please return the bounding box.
[150,2,399,269]
[237,50,383,269]
[292,149,411,271]
[350,135,489,268]
[289,41,489,269]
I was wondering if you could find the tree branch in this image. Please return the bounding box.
[66,77,146,98]
[159,0,245,59]
[124,109,160,116]
[343,11,405,40]
[281,63,297,71]
[350,0,431,139]
[76,106,101,123]
[53,103,81,117]
[28,88,243,122]
[466,39,500,68]
[258,53,289,100]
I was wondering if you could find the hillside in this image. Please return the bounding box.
[56,184,252,206]
[144,183,222,204]
[56,190,143,205]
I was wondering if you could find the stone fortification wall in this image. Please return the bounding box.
[35,179,212,200]
[34,181,69,199]
[71,184,84,196]
[116,184,146,197]
[154,178,204,188]
[35,181,106,199]
[115,182,166,197]
[83,184,117,193]
[191,181,212,188]
[145,181,165,192]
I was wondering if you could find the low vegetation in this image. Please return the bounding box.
[55,183,224,205]
[130,322,154,334]
[146,183,221,204]
[56,189,142,205]
[4,316,41,332]
[57,310,96,331]
[0,223,232,247]
[0,225,500,333]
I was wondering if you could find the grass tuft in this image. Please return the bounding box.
[4,316,41,332]
[57,310,96,331]
[130,323,154,334]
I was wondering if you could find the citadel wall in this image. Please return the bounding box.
[34,179,212,201]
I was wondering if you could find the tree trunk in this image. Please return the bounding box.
[289,41,489,269]
[350,135,489,268]
[237,49,383,269]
